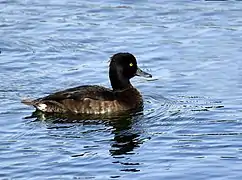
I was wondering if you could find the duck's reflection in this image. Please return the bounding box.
[109,116,141,156]
[25,110,144,157]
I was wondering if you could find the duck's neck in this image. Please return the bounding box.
[109,70,132,91]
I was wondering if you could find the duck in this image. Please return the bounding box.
[22,52,152,115]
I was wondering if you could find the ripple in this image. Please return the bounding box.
[1,0,242,179]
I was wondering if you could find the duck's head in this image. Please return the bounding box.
[109,53,152,90]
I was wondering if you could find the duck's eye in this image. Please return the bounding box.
[129,63,133,67]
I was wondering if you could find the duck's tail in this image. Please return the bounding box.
[21,98,36,106]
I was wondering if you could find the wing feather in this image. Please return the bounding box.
[39,85,114,102]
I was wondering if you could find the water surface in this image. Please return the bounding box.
[1,0,242,179]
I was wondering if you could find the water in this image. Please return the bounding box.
[1,0,242,179]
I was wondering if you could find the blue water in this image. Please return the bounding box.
[1,0,242,179]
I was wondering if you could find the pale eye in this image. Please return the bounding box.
[129,63,133,67]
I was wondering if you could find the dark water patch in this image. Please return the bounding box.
[1,0,242,179]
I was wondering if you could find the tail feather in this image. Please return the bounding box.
[21,99,36,106]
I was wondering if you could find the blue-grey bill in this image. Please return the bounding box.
[136,67,152,78]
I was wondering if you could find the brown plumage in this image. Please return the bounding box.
[22,53,152,115]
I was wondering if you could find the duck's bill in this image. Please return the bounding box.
[135,67,152,78]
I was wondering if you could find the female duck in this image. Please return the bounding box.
[22,53,152,115]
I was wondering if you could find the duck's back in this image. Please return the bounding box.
[42,85,114,102]
[22,85,143,114]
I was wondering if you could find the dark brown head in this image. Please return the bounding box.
[109,53,152,91]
